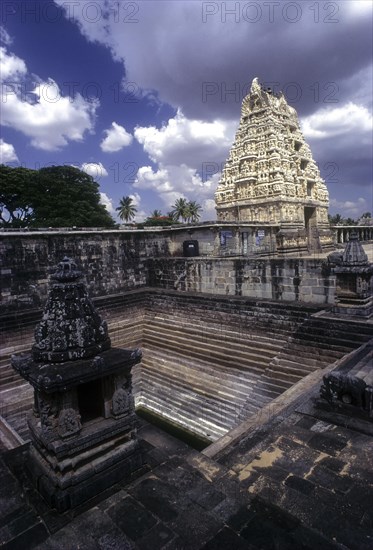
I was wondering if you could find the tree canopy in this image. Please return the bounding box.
[0,165,115,228]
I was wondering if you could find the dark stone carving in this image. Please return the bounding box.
[11,257,143,512]
[327,233,373,317]
[112,388,130,416]
[58,408,81,438]
[320,340,373,420]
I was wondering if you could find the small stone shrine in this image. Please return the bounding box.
[11,257,143,512]
[328,232,373,317]
[215,77,333,252]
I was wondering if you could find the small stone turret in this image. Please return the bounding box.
[32,257,111,363]
[328,232,373,317]
[12,258,143,512]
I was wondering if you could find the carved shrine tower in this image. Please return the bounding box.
[215,78,333,252]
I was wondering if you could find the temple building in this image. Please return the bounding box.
[215,77,334,253]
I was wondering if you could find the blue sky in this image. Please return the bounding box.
[1,0,372,222]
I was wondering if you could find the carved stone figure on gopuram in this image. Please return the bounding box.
[215,77,333,251]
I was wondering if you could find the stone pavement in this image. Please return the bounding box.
[1,385,372,550]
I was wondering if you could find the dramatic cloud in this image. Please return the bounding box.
[301,103,372,139]
[0,46,26,79]
[0,26,13,46]
[0,138,18,163]
[134,109,235,166]
[55,0,373,119]
[133,110,231,216]
[81,162,108,180]
[0,47,97,151]
[100,122,133,152]
[99,192,115,215]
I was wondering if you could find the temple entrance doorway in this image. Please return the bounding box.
[77,379,103,423]
[304,207,320,251]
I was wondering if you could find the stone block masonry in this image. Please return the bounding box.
[1,229,336,310]
[148,257,335,304]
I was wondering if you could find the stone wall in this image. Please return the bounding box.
[148,257,335,304]
[0,231,159,311]
[0,228,335,310]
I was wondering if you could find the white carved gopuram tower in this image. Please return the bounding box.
[215,78,333,252]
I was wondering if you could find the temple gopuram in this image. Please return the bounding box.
[215,77,334,253]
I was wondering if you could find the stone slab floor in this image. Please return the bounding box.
[1,394,372,550]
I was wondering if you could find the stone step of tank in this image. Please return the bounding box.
[145,308,302,337]
[138,380,239,433]
[147,293,317,323]
[0,372,24,390]
[142,346,261,389]
[268,350,335,376]
[139,350,256,408]
[143,323,281,364]
[270,352,322,370]
[138,351,252,426]
[136,393,229,441]
[144,321,280,362]
[144,298,309,323]
[295,324,371,345]
[1,387,34,420]
[144,314,288,353]
[292,331,361,353]
[4,410,30,441]
[284,341,344,361]
[139,362,251,419]
[137,383,234,434]
[142,332,272,376]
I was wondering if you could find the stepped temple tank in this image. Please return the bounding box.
[215,77,334,253]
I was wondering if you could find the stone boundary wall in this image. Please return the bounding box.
[148,258,335,304]
[1,230,335,311]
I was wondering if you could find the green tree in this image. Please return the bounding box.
[171,198,188,222]
[0,165,37,227]
[116,196,137,223]
[150,209,162,218]
[33,166,115,227]
[328,213,343,225]
[361,212,371,219]
[187,200,202,223]
[0,164,115,228]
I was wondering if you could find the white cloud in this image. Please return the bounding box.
[81,162,108,179]
[128,192,147,222]
[0,138,18,163]
[301,103,373,140]
[133,110,232,218]
[0,47,97,151]
[330,197,368,218]
[134,109,235,167]
[0,26,12,46]
[99,192,115,215]
[100,122,133,152]
[0,46,26,80]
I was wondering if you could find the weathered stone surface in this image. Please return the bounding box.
[215,77,333,252]
[10,259,144,512]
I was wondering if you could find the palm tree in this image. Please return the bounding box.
[116,196,137,223]
[171,198,188,222]
[150,209,162,218]
[187,201,202,223]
